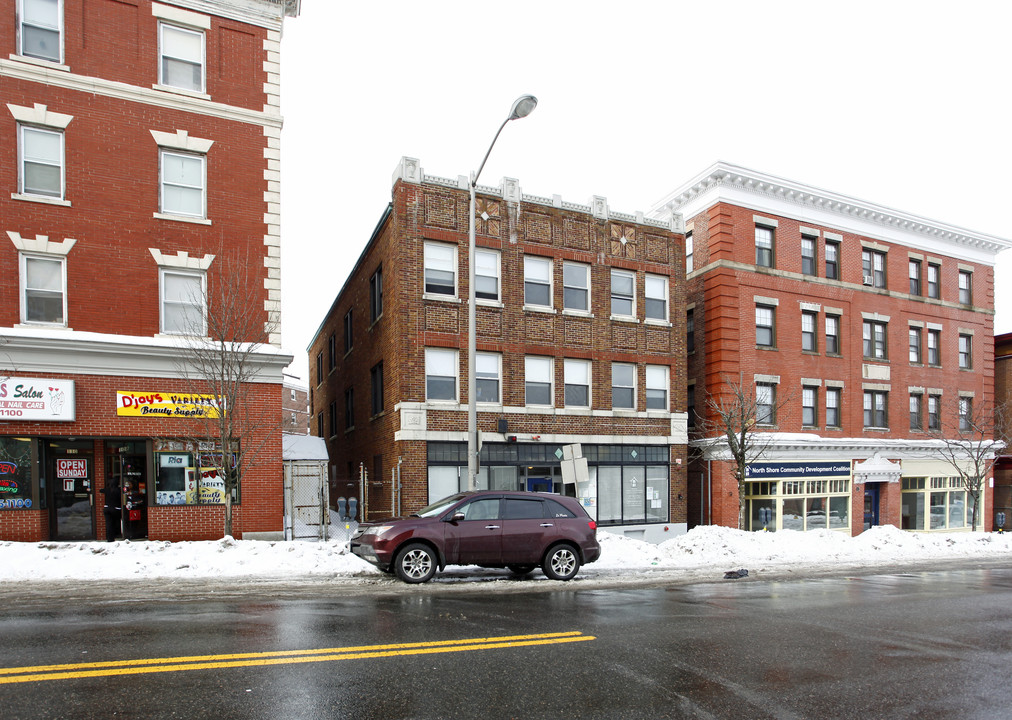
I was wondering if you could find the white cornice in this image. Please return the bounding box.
[0,327,292,382]
[650,161,1012,265]
[153,0,296,28]
[691,433,1000,462]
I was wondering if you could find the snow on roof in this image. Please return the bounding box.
[282,433,329,461]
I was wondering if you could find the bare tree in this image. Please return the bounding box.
[172,250,285,538]
[695,375,792,530]
[930,397,1009,531]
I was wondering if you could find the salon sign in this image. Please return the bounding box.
[0,377,75,421]
[116,391,225,418]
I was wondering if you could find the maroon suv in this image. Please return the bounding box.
[350,490,600,583]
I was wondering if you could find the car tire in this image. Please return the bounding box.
[394,543,437,584]
[507,564,536,576]
[542,544,580,581]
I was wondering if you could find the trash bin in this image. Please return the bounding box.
[123,493,147,539]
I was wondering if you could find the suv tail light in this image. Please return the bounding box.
[588,520,597,531]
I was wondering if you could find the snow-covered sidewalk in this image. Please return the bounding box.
[3,525,1011,584]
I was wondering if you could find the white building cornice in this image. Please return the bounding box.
[691,432,1001,462]
[650,161,1012,265]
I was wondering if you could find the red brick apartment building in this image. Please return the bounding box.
[282,373,309,434]
[652,162,1012,535]
[0,0,300,542]
[308,157,687,542]
[995,333,1012,531]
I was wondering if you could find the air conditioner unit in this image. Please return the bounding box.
[863,275,874,286]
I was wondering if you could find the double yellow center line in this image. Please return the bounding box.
[0,631,595,684]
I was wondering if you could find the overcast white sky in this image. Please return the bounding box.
[278,1,1012,382]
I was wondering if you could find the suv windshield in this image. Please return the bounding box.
[415,493,468,518]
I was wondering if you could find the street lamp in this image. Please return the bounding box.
[467,94,538,491]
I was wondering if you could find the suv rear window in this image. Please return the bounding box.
[546,499,577,518]
[503,498,545,519]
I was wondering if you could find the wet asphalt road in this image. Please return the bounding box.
[3,567,1012,719]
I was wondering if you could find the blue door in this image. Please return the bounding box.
[863,485,880,531]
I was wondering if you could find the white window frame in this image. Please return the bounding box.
[423,242,457,298]
[803,386,818,427]
[425,347,458,402]
[562,261,590,313]
[958,270,972,305]
[475,352,501,404]
[19,124,64,200]
[524,256,553,309]
[644,274,669,323]
[685,231,694,274]
[159,268,207,336]
[611,362,636,411]
[159,149,206,218]
[755,225,774,267]
[18,0,63,64]
[610,268,636,319]
[564,359,591,409]
[158,22,206,93]
[958,334,972,369]
[756,382,776,425]
[645,365,669,411]
[474,248,500,303]
[756,305,775,348]
[826,387,841,428]
[19,252,67,326]
[801,236,816,276]
[524,356,554,407]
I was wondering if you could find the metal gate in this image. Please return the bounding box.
[284,460,329,541]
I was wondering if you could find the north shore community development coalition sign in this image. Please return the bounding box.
[116,391,225,418]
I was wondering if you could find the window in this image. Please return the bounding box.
[20,254,66,325]
[959,397,973,432]
[328,401,337,437]
[19,125,63,199]
[370,363,384,415]
[645,274,668,322]
[159,22,204,92]
[160,269,205,335]
[801,236,816,276]
[474,249,500,301]
[825,315,840,355]
[927,329,941,366]
[686,309,695,353]
[927,263,940,299]
[290,389,296,402]
[959,334,972,369]
[909,393,923,431]
[424,242,456,297]
[685,231,694,273]
[612,363,635,410]
[344,388,354,429]
[756,383,776,425]
[928,394,941,430]
[646,366,668,411]
[19,0,62,62]
[802,311,817,352]
[864,390,888,428]
[909,259,922,296]
[369,266,383,322]
[802,386,818,427]
[756,305,775,348]
[958,271,972,305]
[316,412,323,437]
[862,249,886,288]
[909,327,922,364]
[562,262,589,312]
[610,269,635,317]
[160,150,205,217]
[826,388,841,428]
[825,241,839,280]
[525,356,553,406]
[425,348,457,401]
[863,320,888,360]
[755,225,774,267]
[564,359,591,408]
[343,310,353,353]
[475,352,501,403]
[316,352,323,386]
[524,256,552,308]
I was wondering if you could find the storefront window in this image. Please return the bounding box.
[0,437,33,509]
[744,475,850,532]
[153,440,239,506]
[904,476,970,530]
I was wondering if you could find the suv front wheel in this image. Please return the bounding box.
[542,544,580,581]
[394,543,437,583]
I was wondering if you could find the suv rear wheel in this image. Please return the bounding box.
[542,544,580,581]
[394,543,437,583]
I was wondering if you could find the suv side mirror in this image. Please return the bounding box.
[448,512,465,523]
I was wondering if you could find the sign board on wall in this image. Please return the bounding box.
[57,459,88,478]
[745,461,851,479]
[116,391,224,418]
[0,377,75,421]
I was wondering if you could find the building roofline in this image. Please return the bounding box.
[650,161,1012,262]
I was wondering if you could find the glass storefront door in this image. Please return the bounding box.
[47,440,96,541]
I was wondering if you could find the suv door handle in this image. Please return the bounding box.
[540,523,554,527]
[485,524,500,530]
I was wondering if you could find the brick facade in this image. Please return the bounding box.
[995,333,1012,530]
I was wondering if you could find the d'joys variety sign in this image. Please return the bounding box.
[116,391,224,418]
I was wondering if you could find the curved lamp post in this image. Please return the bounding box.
[467,94,538,490]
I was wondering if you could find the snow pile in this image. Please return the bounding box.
[1,526,1010,583]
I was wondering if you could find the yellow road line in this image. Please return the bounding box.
[0,632,595,685]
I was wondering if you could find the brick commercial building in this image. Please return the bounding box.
[652,162,1012,536]
[309,157,688,542]
[0,0,299,542]
[994,332,1012,531]
[282,373,310,435]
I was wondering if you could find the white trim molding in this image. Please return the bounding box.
[148,248,215,270]
[7,231,76,255]
[7,102,73,128]
[150,129,214,153]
